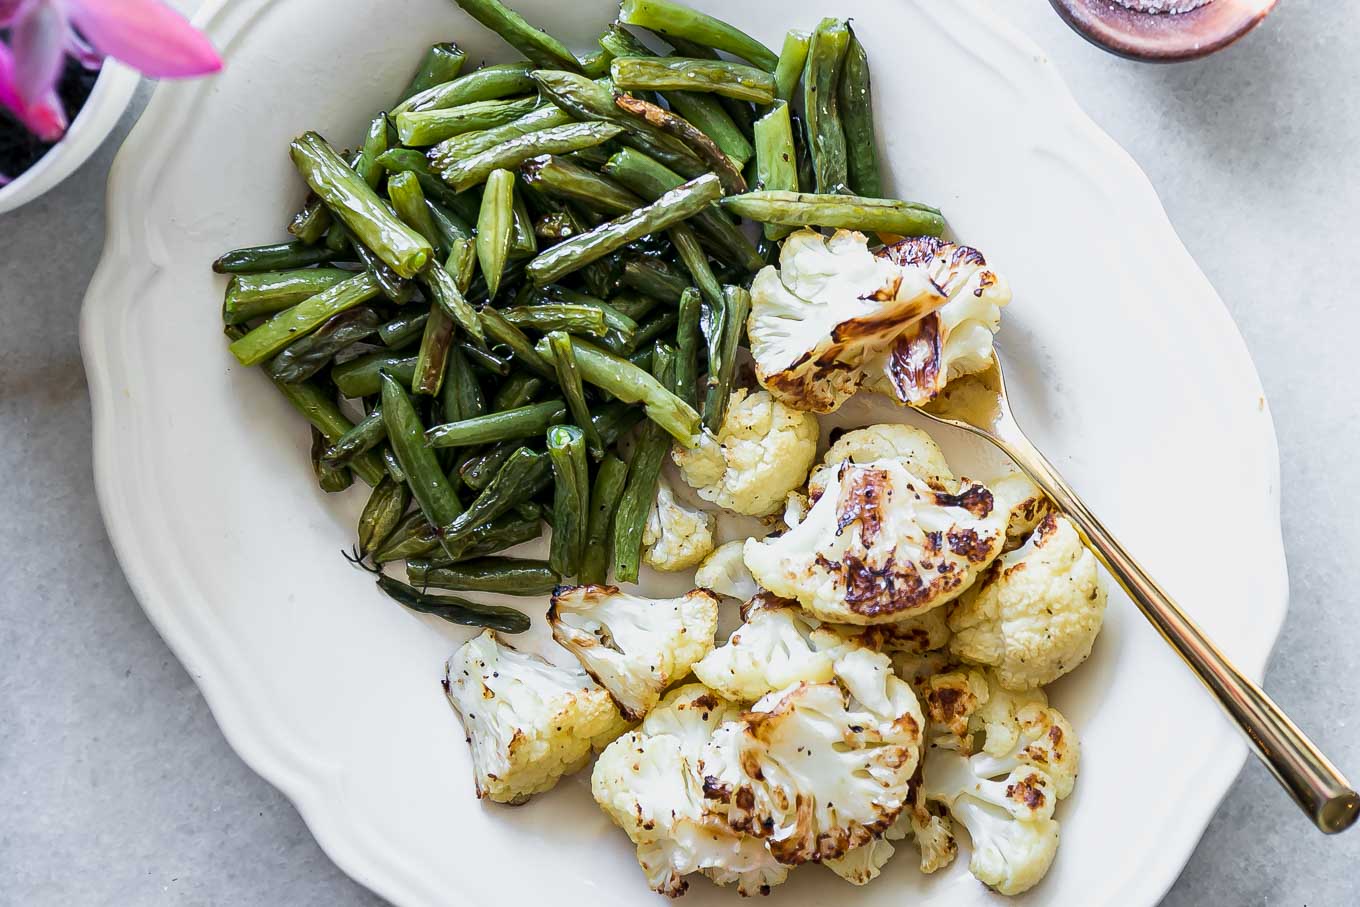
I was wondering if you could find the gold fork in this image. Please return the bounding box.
[916,354,1358,834]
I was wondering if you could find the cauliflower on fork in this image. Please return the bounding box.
[745,457,1010,625]
[593,685,790,898]
[443,630,625,805]
[672,388,820,516]
[747,229,1008,414]
[549,584,719,721]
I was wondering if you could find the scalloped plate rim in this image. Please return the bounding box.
[79,1,1288,905]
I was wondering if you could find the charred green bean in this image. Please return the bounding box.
[374,573,530,633]
[425,400,568,448]
[610,56,776,105]
[408,557,558,595]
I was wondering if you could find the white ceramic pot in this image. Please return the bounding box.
[0,60,140,215]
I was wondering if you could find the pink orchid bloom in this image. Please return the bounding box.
[1,0,221,141]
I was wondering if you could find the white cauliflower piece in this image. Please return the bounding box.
[693,595,835,701]
[443,630,625,805]
[781,490,810,529]
[549,585,719,721]
[744,458,1009,625]
[989,471,1051,549]
[949,513,1107,691]
[817,422,956,492]
[825,789,959,884]
[916,667,1080,895]
[693,540,759,601]
[592,685,790,898]
[642,481,716,572]
[700,646,925,864]
[824,606,952,656]
[672,388,820,516]
[864,236,1011,406]
[747,229,1008,413]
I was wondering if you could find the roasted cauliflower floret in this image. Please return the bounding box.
[747,229,1008,413]
[642,481,716,572]
[549,585,719,721]
[443,630,625,805]
[700,646,925,865]
[990,471,1051,549]
[744,458,1008,625]
[865,236,1011,406]
[672,388,820,516]
[916,667,1080,895]
[823,606,952,656]
[817,422,956,492]
[949,514,1107,691]
[825,787,959,884]
[692,595,835,701]
[693,540,759,601]
[592,685,790,898]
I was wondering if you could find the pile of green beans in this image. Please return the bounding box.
[212,0,942,632]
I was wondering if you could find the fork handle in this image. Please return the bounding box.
[998,424,1359,834]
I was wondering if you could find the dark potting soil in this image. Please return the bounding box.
[0,55,102,183]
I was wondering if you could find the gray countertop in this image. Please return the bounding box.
[2,2,1357,903]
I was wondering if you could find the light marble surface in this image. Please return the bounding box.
[2,1,1357,904]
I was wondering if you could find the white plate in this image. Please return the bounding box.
[80,1,1288,904]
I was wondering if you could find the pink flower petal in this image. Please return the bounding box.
[0,39,67,140]
[0,0,35,29]
[12,0,69,106]
[66,0,221,78]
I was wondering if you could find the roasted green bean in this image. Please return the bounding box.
[428,106,572,171]
[601,148,763,273]
[721,190,946,235]
[408,557,558,596]
[333,352,418,398]
[612,345,676,583]
[438,121,625,193]
[619,256,689,303]
[395,96,539,146]
[266,306,381,383]
[450,0,582,72]
[838,28,881,198]
[536,335,700,446]
[580,453,629,584]
[426,400,567,448]
[520,154,644,217]
[546,425,589,578]
[530,69,706,178]
[376,148,481,222]
[386,171,446,258]
[803,18,851,195]
[476,169,515,300]
[613,94,746,194]
[395,62,535,116]
[288,197,331,244]
[222,268,353,324]
[381,372,464,533]
[398,43,468,102]
[675,287,703,407]
[477,306,555,379]
[358,477,411,556]
[753,101,799,239]
[374,573,530,633]
[704,285,751,431]
[289,132,432,278]
[213,241,334,274]
[774,29,810,102]
[311,427,353,493]
[372,511,441,563]
[445,447,551,543]
[547,332,604,458]
[228,273,382,366]
[503,303,608,338]
[493,375,544,411]
[322,407,387,468]
[610,56,776,105]
[526,173,722,286]
[618,0,778,70]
